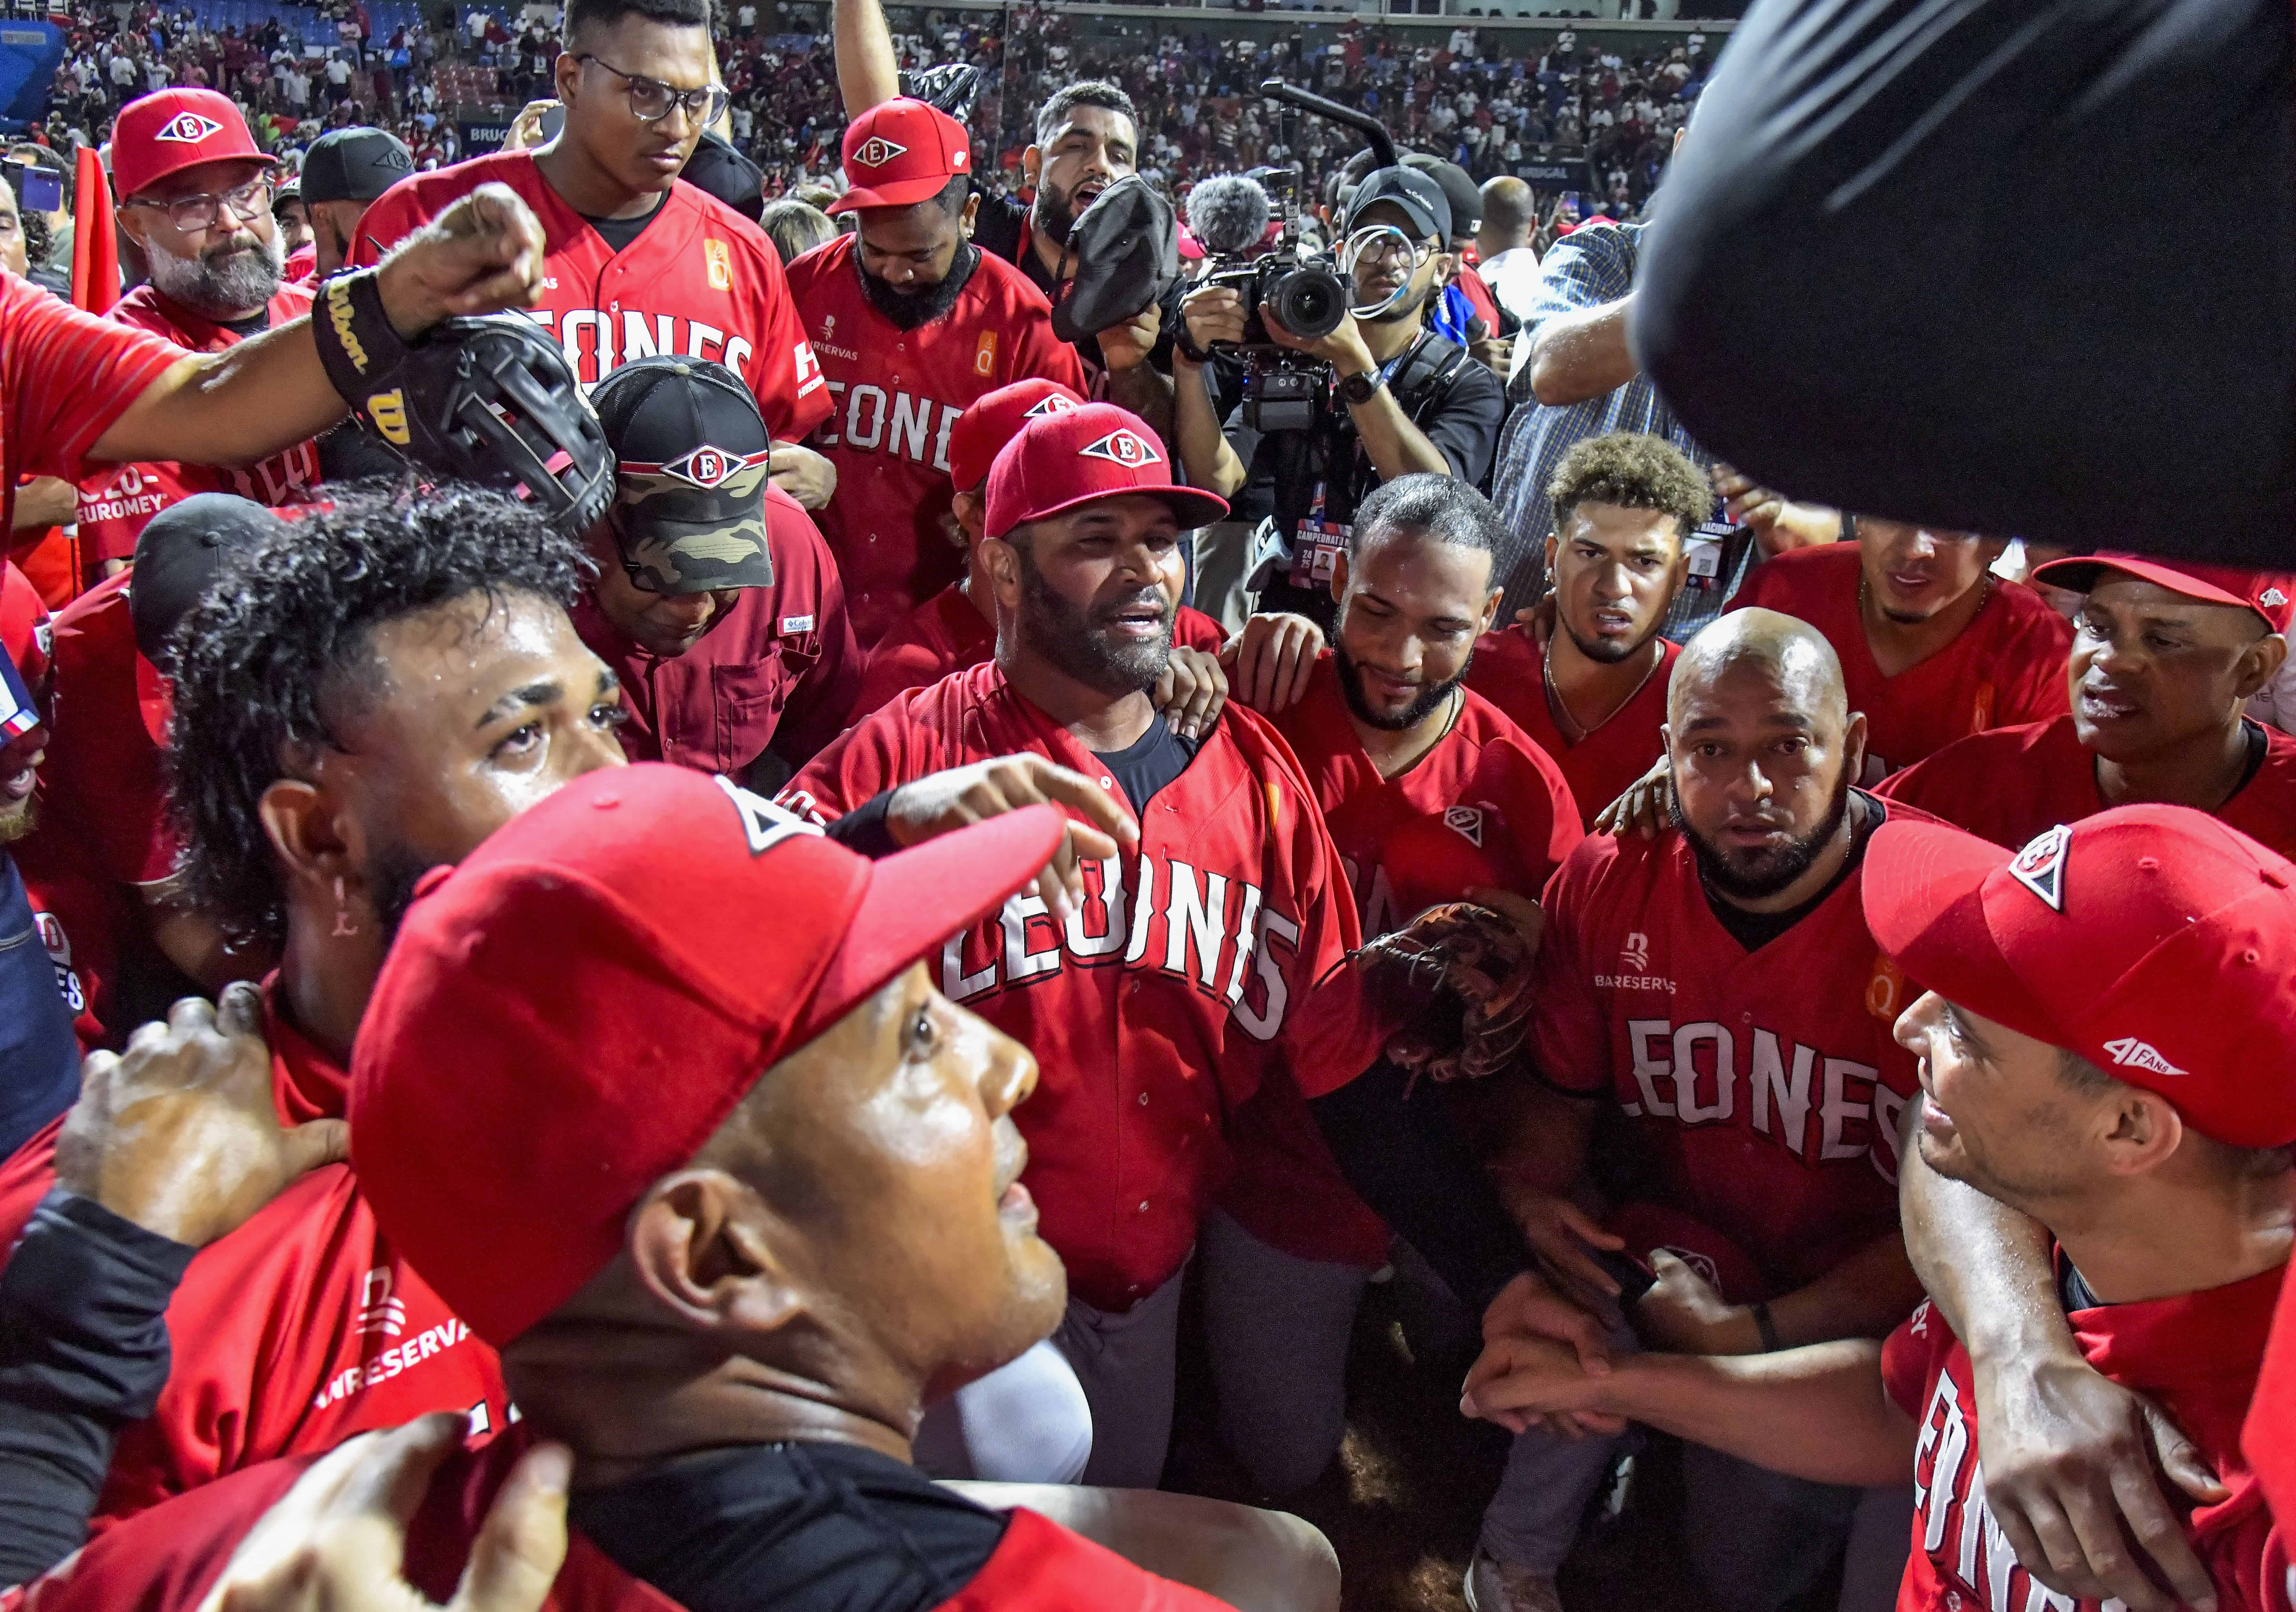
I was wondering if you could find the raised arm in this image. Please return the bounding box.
[832,0,901,114]
[90,184,546,469]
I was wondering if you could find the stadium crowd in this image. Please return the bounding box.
[0,2,2288,1612]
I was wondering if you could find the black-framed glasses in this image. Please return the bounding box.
[576,54,729,127]
[123,176,274,233]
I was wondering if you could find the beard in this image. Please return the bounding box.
[1335,639,1467,732]
[1688,766,1855,904]
[856,240,980,331]
[144,226,282,321]
[1032,174,1090,247]
[365,841,444,945]
[1015,547,1172,698]
[0,791,37,845]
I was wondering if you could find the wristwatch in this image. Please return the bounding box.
[1338,369,1387,408]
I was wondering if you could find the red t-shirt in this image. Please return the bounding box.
[1,1428,1233,1612]
[570,488,859,773]
[351,153,830,442]
[0,271,185,532]
[11,826,120,1052]
[1885,1264,2282,1612]
[853,581,1228,717]
[1878,715,2296,862]
[783,235,1089,647]
[1529,802,1925,1289]
[1730,546,2072,776]
[30,572,174,889]
[75,284,324,563]
[781,661,1385,1310]
[1227,654,1585,1267]
[0,988,507,1529]
[1466,627,1677,819]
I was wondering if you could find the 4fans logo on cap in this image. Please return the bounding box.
[2104,1037,2185,1077]
[851,135,909,168]
[156,112,225,143]
[2263,587,2290,610]
[658,444,773,491]
[1078,428,1162,468]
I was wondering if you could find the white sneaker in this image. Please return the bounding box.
[1463,1547,1564,1612]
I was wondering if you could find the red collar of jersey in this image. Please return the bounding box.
[262,974,352,1125]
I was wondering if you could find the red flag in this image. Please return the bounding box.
[70,144,118,314]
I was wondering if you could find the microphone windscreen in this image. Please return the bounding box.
[1185,174,1272,258]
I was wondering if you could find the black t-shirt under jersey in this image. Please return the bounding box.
[1093,716,1196,818]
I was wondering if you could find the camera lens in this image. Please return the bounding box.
[1269,262,1348,340]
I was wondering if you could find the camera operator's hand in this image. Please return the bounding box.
[1265,300,1375,379]
[1179,283,1248,362]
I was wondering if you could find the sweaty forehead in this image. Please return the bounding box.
[574,13,714,80]
[1047,108,1135,151]
[1670,642,1841,731]
[331,591,573,732]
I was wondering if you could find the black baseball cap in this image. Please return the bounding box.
[590,358,777,594]
[1346,166,1453,249]
[130,493,283,747]
[1403,154,1481,239]
[300,127,414,205]
[682,130,766,223]
[130,493,283,667]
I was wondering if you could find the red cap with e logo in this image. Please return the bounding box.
[984,402,1227,540]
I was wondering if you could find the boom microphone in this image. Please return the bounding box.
[1186,174,1272,258]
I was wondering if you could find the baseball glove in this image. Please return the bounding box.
[1353,898,1541,1085]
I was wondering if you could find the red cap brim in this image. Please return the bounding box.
[996,483,1231,539]
[797,804,1066,1046]
[133,652,172,750]
[1860,818,2074,1050]
[2032,555,2266,622]
[828,176,958,213]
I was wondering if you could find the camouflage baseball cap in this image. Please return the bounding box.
[590,357,776,595]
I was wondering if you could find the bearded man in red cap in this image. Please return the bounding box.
[1463,804,2296,1612]
[76,90,323,578]
[782,99,1088,650]
[0,763,1338,1612]
[1882,557,2296,860]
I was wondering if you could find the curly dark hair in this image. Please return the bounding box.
[1545,431,1712,544]
[165,483,587,950]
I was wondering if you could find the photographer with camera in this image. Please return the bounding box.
[1173,167,1506,629]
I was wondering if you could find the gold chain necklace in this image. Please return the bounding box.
[1544,633,1661,743]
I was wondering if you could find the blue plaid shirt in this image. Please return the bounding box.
[1490,221,1756,641]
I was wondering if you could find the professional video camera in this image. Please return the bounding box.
[1186,82,1406,435]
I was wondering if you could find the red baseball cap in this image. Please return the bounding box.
[110,88,272,201]
[948,379,1084,494]
[350,764,1064,1347]
[1863,805,2296,1148]
[984,402,1228,540]
[830,98,971,212]
[2032,552,2296,635]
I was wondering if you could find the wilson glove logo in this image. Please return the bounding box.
[366,388,411,446]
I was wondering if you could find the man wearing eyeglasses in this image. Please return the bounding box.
[1172,167,1507,631]
[572,356,860,784]
[76,90,323,583]
[350,0,831,463]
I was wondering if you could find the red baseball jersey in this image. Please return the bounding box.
[12,826,121,1052]
[1884,1268,2282,1612]
[0,987,507,1529]
[0,272,185,532]
[350,154,829,442]
[853,580,1229,716]
[1877,715,2296,863]
[3,1427,1232,1612]
[1529,802,1926,1290]
[783,236,1089,647]
[74,284,324,563]
[571,488,860,773]
[1467,627,1677,825]
[1731,546,2072,776]
[781,660,1385,1310]
[1223,655,1587,1268]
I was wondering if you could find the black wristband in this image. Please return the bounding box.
[1751,1300,1781,1353]
[312,267,415,418]
[1173,328,1213,365]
